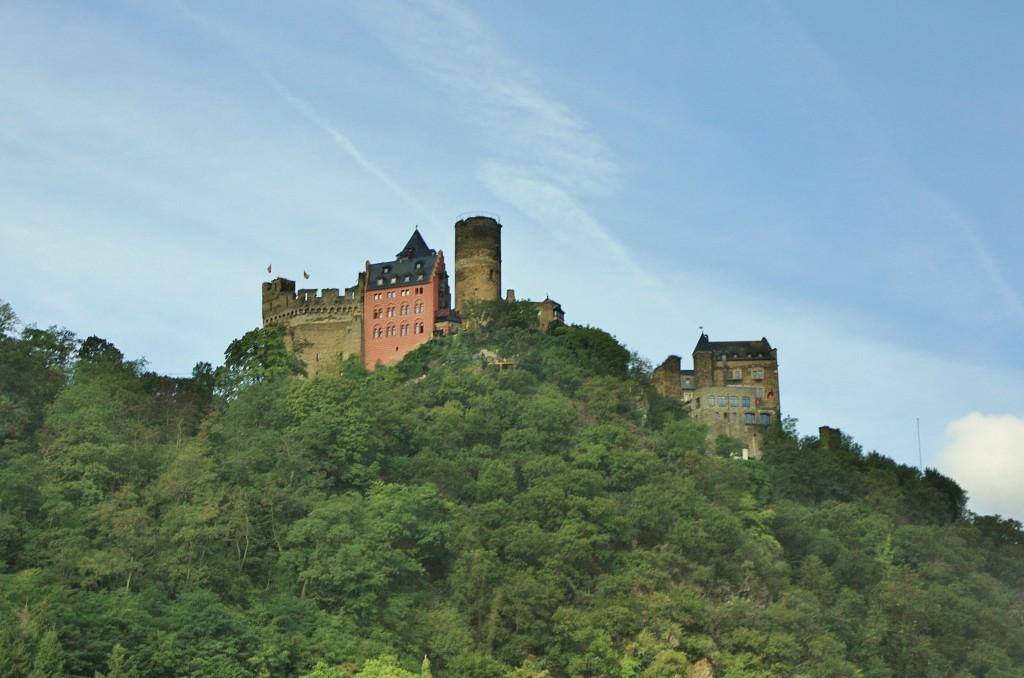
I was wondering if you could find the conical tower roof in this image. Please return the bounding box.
[397,228,433,260]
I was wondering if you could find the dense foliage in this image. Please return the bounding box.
[1,299,1022,677]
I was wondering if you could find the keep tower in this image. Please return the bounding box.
[454,215,501,312]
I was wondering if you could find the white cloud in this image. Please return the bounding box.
[937,413,1024,521]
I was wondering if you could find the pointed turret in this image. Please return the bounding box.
[397,228,434,260]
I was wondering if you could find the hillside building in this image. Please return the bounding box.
[362,229,453,369]
[261,277,365,378]
[654,333,780,458]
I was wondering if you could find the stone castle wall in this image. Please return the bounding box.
[262,276,364,377]
[653,355,683,399]
[653,339,781,459]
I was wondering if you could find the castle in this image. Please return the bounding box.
[652,335,780,458]
[263,214,779,456]
[262,215,563,375]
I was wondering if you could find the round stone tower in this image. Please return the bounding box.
[454,215,502,312]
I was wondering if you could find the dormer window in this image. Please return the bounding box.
[415,261,423,270]
[383,266,391,274]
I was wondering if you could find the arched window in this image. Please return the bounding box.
[401,304,410,316]
[400,323,410,336]
[372,326,383,339]
[386,306,396,318]
[372,307,383,319]
[386,325,397,337]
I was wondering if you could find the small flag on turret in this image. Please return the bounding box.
[303,271,310,279]
[267,264,272,274]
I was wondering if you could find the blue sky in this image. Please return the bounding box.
[2,1,1022,519]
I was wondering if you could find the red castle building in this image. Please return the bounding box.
[361,229,454,369]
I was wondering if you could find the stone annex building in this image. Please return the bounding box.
[653,335,780,458]
[262,215,564,376]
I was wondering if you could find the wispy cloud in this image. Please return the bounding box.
[355,0,625,255]
[169,2,438,227]
[263,74,437,225]
[930,197,1024,321]
[779,6,1024,324]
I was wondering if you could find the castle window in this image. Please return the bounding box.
[714,412,721,419]
[373,292,383,300]
[744,413,755,424]
[404,274,411,282]
[760,413,771,425]
[401,289,410,297]
[752,369,764,379]
[383,266,390,274]
[717,396,727,407]
[415,302,424,313]
[372,307,383,320]
[387,306,396,318]
[401,323,410,336]
[373,326,383,339]
[376,277,384,285]
[729,395,738,407]
[731,369,742,380]
[742,396,751,407]
[390,276,397,284]
[417,273,424,281]
[695,397,700,408]
[415,321,425,334]
[415,262,423,269]
[415,287,423,295]
[755,387,765,398]
[386,325,396,337]
[387,291,396,298]
[731,412,738,420]
[401,304,410,316]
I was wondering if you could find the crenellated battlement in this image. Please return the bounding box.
[260,275,366,377]
[262,276,364,327]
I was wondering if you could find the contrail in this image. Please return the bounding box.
[947,207,1024,321]
[172,1,437,225]
[264,73,436,225]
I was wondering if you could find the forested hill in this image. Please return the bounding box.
[1,298,1023,678]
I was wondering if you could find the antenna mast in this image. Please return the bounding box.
[917,418,923,472]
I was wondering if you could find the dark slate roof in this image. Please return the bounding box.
[367,229,438,290]
[693,333,774,360]
[397,229,433,260]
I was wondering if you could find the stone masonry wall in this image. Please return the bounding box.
[454,216,501,312]
[261,276,364,378]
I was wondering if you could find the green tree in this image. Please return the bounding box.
[216,326,305,398]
